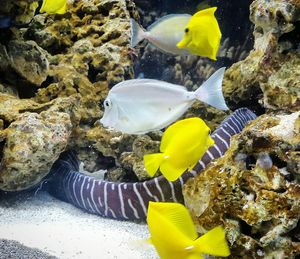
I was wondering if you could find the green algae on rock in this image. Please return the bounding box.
[183,111,300,258]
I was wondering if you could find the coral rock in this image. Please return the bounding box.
[0,94,78,191]
[0,111,72,191]
[0,40,49,87]
[183,111,300,258]
[224,0,300,112]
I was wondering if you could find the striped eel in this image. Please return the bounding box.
[47,108,256,221]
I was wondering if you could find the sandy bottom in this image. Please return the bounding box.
[0,191,158,259]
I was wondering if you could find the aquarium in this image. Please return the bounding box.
[0,0,299,258]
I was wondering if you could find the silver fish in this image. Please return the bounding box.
[130,14,191,55]
[100,67,228,134]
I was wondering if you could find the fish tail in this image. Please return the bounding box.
[193,226,230,257]
[143,153,164,177]
[194,67,228,110]
[56,3,67,15]
[130,19,145,47]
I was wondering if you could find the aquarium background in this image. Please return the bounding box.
[0,0,299,258]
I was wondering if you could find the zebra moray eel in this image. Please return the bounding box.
[48,108,256,221]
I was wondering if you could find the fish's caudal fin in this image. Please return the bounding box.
[193,226,230,257]
[144,153,164,177]
[194,67,228,110]
[56,3,67,15]
[130,19,146,47]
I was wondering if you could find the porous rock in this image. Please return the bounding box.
[0,96,78,191]
[223,0,300,112]
[0,40,49,87]
[183,111,300,258]
[0,0,142,189]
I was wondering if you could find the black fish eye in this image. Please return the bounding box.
[185,28,189,33]
[104,100,110,108]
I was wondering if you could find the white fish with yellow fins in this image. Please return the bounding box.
[147,201,231,259]
[100,67,228,134]
[143,117,214,181]
[177,7,222,60]
[130,14,191,55]
[40,0,67,15]
[131,7,222,60]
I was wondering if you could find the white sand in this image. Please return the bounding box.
[0,191,158,259]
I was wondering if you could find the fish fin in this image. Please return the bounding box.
[194,226,230,257]
[207,135,215,147]
[128,238,152,252]
[143,153,164,177]
[193,7,217,18]
[187,254,204,259]
[194,67,228,110]
[148,202,198,240]
[55,2,67,14]
[160,160,187,181]
[39,0,47,13]
[130,19,145,47]
[147,14,191,31]
[176,33,190,49]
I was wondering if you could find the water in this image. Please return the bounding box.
[0,0,299,258]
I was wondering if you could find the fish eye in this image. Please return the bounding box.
[104,99,111,108]
[185,28,189,33]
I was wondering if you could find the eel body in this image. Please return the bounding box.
[48,108,256,221]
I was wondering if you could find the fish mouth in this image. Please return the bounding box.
[176,37,192,49]
[100,117,108,127]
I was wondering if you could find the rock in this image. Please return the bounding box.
[0,95,78,191]
[0,0,142,187]
[0,83,18,97]
[23,0,139,172]
[223,0,300,112]
[132,135,160,158]
[0,93,47,123]
[0,40,49,88]
[183,111,300,258]
[0,0,38,25]
[260,53,300,111]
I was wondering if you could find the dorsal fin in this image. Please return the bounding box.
[147,14,191,31]
[193,7,217,18]
[110,79,187,93]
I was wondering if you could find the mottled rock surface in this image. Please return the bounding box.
[223,0,300,112]
[0,0,140,190]
[183,112,300,258]
[0,95,77,191]
[0,40,49,88]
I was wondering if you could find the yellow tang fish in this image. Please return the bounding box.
[40,0,67,15]
[147,201,230,259]
[177,7,221,60]
[143,117,214,181]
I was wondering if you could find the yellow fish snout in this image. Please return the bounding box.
[176,7,222,60]
[176,30,191,49]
